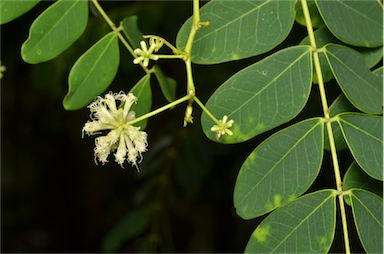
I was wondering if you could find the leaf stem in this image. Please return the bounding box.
[128,95,192,126]
[300,0,351,253]
[193,96,220,125]
[91,0,150,74]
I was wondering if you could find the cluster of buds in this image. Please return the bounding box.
[133,37,164,67]
[210,115,234,140]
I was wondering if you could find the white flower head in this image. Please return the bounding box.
[133,40,161,67]
[83,91,148,169]
[210,115,234,140]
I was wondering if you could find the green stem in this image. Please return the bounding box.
[127,95,192,126]
[143,35,182,53]
[154,54,185,59]
[91,0,150,74]
[300,1,351,253]
[193,96,220,125]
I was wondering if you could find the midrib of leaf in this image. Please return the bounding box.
[194,0,272,43]
[336,0,382,26]
[324,49,380,93]
[227,48,310,118]
[69,34,116,96]
[238,120,321,206]
[270,192,335,253]
[27,0,80,54]
[352,193,383,227]
[338,118,382,143]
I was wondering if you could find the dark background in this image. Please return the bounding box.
[1,1,366,253]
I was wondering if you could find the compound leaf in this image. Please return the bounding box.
[350,190,383,254]
[130,74,152,130]
[245,190,336,253]
[0,0,40,24]
[63,32,119,110]
[338,113,383,180]
[201,46,312,144]
[324,44,382,114]
[315,0,383,47]
[21,0,88,64]
[234,118,324,219]
[176,0,296,64]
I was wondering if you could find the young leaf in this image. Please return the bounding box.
[324,94,356,151]
[245,190,336,253]
[101,204,153,253]
[153,65,176,102]
[295,0,324,28]
[315,0,383,47]
[130,74,152,130]
[350,190,383,254]
[0,0,39,24]
[201,46,312,144]
[176,0,296,64]
[234,118,324,219]
[21,0,89,64]
[121,16,143,49]
[324,44,382,114]
[63,32,119,110]
[337,113,383,180]
[343,161,383,206]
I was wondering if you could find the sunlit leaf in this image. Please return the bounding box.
[324,94,356,151]
[63,32,119,110]
[234,118,324,219]
[315,0,383,47]
[343,161,383,206]
[295,0,324,28]
[21,0,88,64]
[176,0,296,64]
[324,44,382,114]
[101,204,153,253]
[201,46,312,144]
[153,65,177,102]
[121,16,143,49]
[338,113,383,180]
[0,0,39,24]
[245,190,336,253]
[130,74,152,130]
[350,190,383,254]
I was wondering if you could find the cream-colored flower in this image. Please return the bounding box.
[133,40,160,67]
[83,92,148,168]
[210,115,234,140]
[0,64,6,79]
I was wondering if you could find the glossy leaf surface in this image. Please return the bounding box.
[234,118,324,219]
[63,32,120,110]
[245,190,336,253]
[21,0,89,64]
[201,46,312,144]
[176,0,296,64]
[338,113,383,180]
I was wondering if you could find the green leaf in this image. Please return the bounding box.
[101,204,153,253]
[350,190,383,254]
[359,46,383,69]
[315,0,383,47]
[234,118,324,219]
[201,46,312,144]
[176,0,296,64]
[121,16,143,49]
[21,0,89,64]
[0,0,40,24]
[130,74,152,130]
[300,27,338,83]
[153,65,176,102]
[324,44,382,114]
[295,0,324,28]
[343,161,383,206]
[324,94,356,151]
[245,190,336,253]
[337,113,383,180]
[63,32,120,110]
